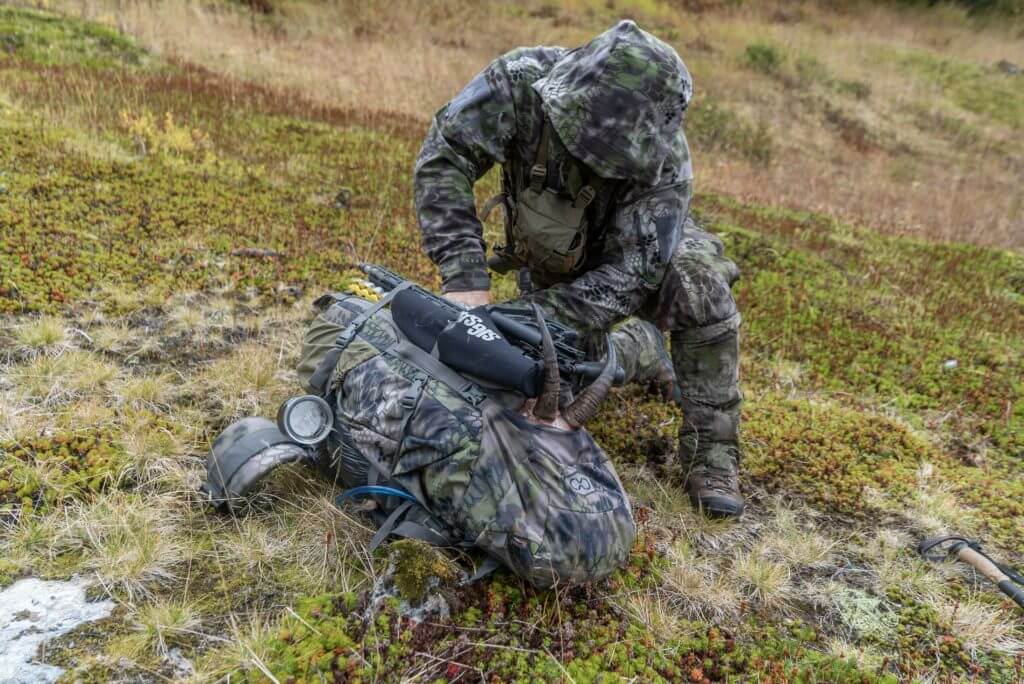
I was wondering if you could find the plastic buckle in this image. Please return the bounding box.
[401,375,427,410]
[574,185,596,209]
[336,326,357,348]
[462,385,488,406]
[529,163,546,192]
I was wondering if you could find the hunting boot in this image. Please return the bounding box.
[679,439,744,518]
[672,324,745,518]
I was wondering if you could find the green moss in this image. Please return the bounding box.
[699,193,1022,458]
[744,42,782,76]
[388,539,458,605]
[0,430,131,518]
[243,572,890,683]
[2,7,1022,681]
[589,386,678,465]
[0,557,19,588]
[881,587,1020,681]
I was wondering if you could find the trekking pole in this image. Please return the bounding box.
[918,535,1024,610]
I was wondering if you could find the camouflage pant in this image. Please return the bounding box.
[580,222,743,472]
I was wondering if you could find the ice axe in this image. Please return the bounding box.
[918,535,1024,610]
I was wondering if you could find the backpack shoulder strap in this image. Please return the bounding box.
[308,282,412,395]
[529,120,552,193]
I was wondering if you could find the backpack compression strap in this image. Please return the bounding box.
[385,340,491,409]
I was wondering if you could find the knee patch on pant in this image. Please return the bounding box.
[651,230,741,331]
[671,315,741,407]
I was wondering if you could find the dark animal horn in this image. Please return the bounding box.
[564,334,617,428]
[531,304,560,421]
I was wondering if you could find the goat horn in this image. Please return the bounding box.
[531,304,560,421]
[564,334,617,428]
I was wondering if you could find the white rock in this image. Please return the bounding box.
[0,577,115,684]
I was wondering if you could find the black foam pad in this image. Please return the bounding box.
[391,288,452,352]
[436,306,541,397]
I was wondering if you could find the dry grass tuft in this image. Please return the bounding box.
[1,512,66,577]
[198,341,293,421]
[113,372,180,411]
[931,590,1024,656]
[216,518,289,581]
[869,529,948,600]
[65,493,185,600]
[127,599,200,657]
[90,321,144,354]
[733,545,793,610]
[621,590,687,645]
[10,350,120,405]
[199,612,278,682]
[910,462,978,536]
[55,397,118,430]
[662,539,742,621]
[14,315,68,350]
[118,410,191,487]
[760,503,837,569]
[825,638,888,673]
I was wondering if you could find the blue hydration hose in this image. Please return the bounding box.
[336,485,418,505]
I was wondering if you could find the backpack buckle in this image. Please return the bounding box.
[529,163,546,193]
[401,374,428,410]
[573,185,596,209]
[461,385,488,407]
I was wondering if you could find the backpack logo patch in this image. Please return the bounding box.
[567,472,595,496]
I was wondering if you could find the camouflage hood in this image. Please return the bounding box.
[533,20,692,186]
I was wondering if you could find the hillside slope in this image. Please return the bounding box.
[0,4,1022,683]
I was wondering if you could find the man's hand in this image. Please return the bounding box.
[446,290,491,308]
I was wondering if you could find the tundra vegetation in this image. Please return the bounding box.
[0,1,1022,682]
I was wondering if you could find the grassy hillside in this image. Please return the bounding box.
[0,2,1022,682]
[44,0,1024,250]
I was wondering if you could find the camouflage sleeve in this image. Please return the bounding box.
[413,58,517,293]
[522,179,693,333]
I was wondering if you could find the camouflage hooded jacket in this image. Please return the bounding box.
[413,21,694,334]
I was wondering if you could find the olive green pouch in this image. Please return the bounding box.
[512,188,587,275]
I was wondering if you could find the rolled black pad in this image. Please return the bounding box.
[201,416,310,508]
[391,292,542,397]
[436,306,541,397]
[390,288,452,352]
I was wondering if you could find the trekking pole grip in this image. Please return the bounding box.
[957,546,1024,610]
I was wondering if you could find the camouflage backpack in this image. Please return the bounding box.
[288,290,636,587]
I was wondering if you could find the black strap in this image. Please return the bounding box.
[370,500,414,551]
[309,282,412,394]
[391,520,454,547]
[529,121,551,193]
[469,556,501,582]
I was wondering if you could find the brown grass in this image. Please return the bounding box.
[39,0,1024,249]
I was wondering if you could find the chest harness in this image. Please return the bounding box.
[486,120,607,277]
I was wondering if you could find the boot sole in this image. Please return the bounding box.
[692,495,745,518]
